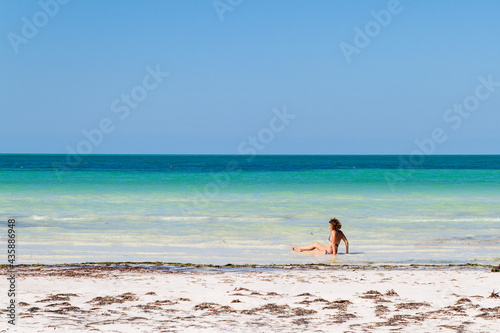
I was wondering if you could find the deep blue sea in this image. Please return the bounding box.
[1,154,499,265]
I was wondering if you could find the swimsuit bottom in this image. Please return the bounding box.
[325,244,339,255]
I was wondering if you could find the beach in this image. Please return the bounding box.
[1,155,499,331]
[4,0,500,330]
[2,264,499,332]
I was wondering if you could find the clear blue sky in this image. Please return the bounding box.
[1,0,499,154]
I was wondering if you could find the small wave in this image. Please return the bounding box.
[52,214,105,222]
[217,216,286,222]
[30,215,47,220]
[159,216,211,221]
[372,217,500,223]
[54,216,88,221]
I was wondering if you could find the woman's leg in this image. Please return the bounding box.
[293,248,324,255]
[293,242,327,252]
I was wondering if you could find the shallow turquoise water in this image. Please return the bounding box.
[0,154,499,265]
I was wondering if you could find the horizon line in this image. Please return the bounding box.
[1,153,499,156]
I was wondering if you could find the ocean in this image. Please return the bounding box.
[1,154,499,266]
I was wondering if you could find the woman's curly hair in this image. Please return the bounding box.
[329,217,342,231]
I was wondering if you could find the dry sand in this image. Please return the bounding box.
[1,265,499,332]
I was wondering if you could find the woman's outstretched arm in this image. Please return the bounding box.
[343,235,349,253]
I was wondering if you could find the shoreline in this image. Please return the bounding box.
[2,261,498,271]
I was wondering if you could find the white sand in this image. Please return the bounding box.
[1,265,499,332]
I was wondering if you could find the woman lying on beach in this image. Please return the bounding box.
[292,218,349,255]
